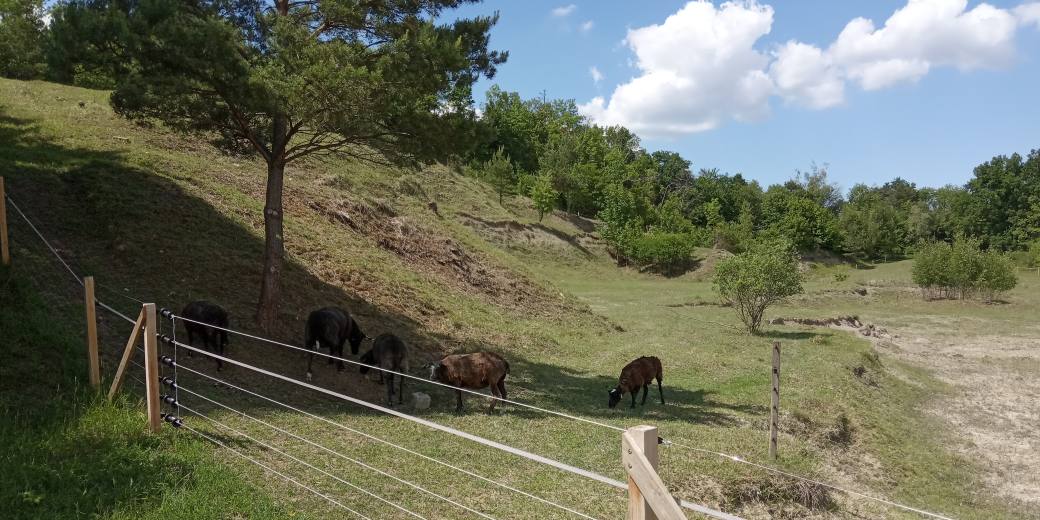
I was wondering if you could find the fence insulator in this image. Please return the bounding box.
[159,308,173,319]
[160,394,178,406]
[161,413,184,428]
[160,355,176,367]
[160,376,177,389]
[159,334,172,345]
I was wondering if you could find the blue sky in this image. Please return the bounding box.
[449,0,1040,191]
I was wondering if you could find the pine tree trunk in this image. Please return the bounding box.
[256,115,288,330]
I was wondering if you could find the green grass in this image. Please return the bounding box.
[1,78,1037,519]
[0,265,298,520]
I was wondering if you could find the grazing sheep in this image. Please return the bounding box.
[428,352,509,413]
[359,333,408,406]
[181,301,229,370]
[608,356,664,409]
[304,306,366,381]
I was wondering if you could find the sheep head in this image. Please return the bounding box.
[607,387,623,409]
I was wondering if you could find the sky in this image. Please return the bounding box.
[447,0,1040,191]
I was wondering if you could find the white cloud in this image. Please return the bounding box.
[579,1,776,136]
[580,20,594,32]
[770,40,844,108]
[830,0,1017,90]
[581,0,1031,135]
[1016,2,1040,28]
[551,4,577,17]
[589,66,604,84]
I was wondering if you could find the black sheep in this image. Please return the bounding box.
[359,333,408,406]
[608,356,664,409]
[304,306,366,381]
[181,301,230,370]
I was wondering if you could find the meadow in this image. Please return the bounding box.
[2,78,1037,519]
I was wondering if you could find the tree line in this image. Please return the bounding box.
[1,0,1037,315]
[461,87,1040,271]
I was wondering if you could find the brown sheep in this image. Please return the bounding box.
[428,352,509,413]
[608,356,664,409]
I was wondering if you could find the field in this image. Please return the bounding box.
[1,78,1038,519]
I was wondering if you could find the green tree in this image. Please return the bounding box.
[45,0,132,88]
[107,0,504,327]
[483,148,515,204]
[0,0,46,79]
[839,193,906,260]
[761,188,842,251]
[713,238,803,334]
[529,170,557,221]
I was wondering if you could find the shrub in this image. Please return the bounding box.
[833,271,849,282]
[713,238,803,334]
[912,237,1017,300]
[628,231,697,276]
[977,251,1017,301]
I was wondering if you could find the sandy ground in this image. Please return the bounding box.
[873,319,1040,506]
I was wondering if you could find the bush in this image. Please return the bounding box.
[912,237,1017,300]
[833,271,849,282]
[713,238,803,334]
[977,251,1017,301]
[528,171,557,221]
[628,231,697,276]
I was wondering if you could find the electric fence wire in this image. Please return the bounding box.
[176,386,498,520]
[173,361,603,520]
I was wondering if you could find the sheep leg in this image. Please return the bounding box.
[455,390,464,413]
[496,378,507,401]
[386,374,394,406]
[641,384,650,405]
[489,384,501,414]
[398,373,405,405]
[185,329,194,358]
[657,378,665,405]
[630,391,636,408]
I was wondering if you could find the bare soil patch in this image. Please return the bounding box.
[769,316,891,339]
[878,323,1040,506]
[309,199,571,317]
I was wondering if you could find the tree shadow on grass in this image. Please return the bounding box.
[1,106,772,517]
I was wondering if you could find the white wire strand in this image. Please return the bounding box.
[177,385,497,520]
[180,422,373,520]
[174,362,601,520]
[662,440,956,520]
[170,313,624,432]
[179,403,429,520]
[4,194,83,286]
[170,340,741,520]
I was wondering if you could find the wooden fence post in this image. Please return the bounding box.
[769,341,781,461]
[108,308,145,400]
[143,303,162,433]
[84,276,100,389]
[1,176,9,266]
[623,425,686,520]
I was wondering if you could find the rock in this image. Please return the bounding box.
[412,392,431,411]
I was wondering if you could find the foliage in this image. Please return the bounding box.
[483,147,515,203]
[529,170,556,221]
[627,231,697,276]
[94,0,504,326]
[839,192,906,259]
[761,188,842,252]
[713,238,803,334]
[0,0,47,79]
[967,150,1040,249]
[45,0,132,88]
[912,237,1017,300]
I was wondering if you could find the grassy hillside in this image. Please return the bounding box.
[2,78,1037,519]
